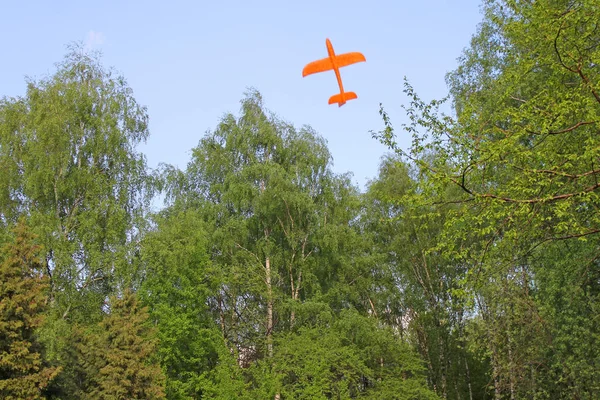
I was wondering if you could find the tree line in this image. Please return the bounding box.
[1,0,598,399]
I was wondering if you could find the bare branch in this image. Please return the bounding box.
[554,22,578,73]
[512,165,600,179]
[235,243,263,266]
[368,297,378,318]
[478,181,600,204]
[526,121,595,136]
[577,68,600,105]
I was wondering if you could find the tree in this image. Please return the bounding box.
[138,206,222,399]
[270,309,439,400]
[361,154,490,400]
[0,42,155,328]
[162,88,340,371]
[0,220,61,399]
[372,0,600,397]
[79,289,166,399]
[157,89,438,398]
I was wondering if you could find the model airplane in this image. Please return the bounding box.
[302,38,366,107]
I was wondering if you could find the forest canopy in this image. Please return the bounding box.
[0,0,598,399]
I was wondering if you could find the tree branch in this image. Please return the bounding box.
[478,181,600,203]
[526,121,595,136]
[577,67,600,105]
[512,165,600,179]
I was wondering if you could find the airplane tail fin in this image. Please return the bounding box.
[328,91,358,106]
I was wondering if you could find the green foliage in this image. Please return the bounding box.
[138,207,222,399]
[0,42,154,327]
[161,88,349,361]
[0,220,61,399]
[150,89,440,399]
[361,155,489,400]
[79,289,166,399]
[207,308,439,400]
[8,8,600,395]
[372,0,600,398]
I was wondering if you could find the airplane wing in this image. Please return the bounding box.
[337,52,366,67]
[302,57,333,77]
[302,52,366,77]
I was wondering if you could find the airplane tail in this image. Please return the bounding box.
[328,91,358,106]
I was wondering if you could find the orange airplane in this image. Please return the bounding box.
[302,38,366,107]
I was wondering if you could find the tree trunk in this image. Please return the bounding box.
[417,325,437,394]
[438,331,447,399]
[465,352,473,400]
[508,331,515,400]
[266,256,274,359]
[490,340,502,400]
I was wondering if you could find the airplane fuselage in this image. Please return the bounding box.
[325,38,347,104]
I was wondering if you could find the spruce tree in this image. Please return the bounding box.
[84,289,166,399]
[0,220,61,399]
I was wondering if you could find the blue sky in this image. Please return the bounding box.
[1,0,482,206]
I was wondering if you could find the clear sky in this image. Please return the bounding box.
[1,0,483,206]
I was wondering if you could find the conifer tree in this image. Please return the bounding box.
[0,220,61,399]
[83,289,166,399]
